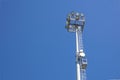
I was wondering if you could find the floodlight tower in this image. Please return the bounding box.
[65,11,87,80]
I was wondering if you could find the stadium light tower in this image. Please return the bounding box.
[65,11,87,80]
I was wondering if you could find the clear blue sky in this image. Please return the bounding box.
[0,0,120,80]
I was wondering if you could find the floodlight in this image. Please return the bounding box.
[65,11,85,32]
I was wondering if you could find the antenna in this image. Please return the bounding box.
[65,11,87,80]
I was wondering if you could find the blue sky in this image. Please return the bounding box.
[0,0,120,80]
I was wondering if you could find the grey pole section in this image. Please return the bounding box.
[76,28,81,80]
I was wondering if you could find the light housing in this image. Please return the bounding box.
[65,11,85,32]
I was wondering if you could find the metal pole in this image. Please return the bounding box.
[76,28,81,80]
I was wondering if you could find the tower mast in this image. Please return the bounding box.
[65,11,87,80]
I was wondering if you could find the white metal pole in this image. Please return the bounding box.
[76,28,81,80]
